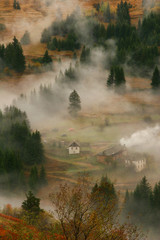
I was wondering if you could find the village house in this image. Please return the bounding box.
[68,141,80,155]
[125,153,146,172]
[96,145,127,163]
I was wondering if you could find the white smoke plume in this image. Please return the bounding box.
[120,125,160,159]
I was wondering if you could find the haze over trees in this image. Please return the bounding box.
[68,90,81,117]
[80,46,90,63]
[29,165,48,193]
[20,31,31,45]
[92,176,117,207]
[107,66,126,89]
[124,176,160,235]
[40,8,160,70]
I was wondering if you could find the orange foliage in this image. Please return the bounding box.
[54,233,66,240]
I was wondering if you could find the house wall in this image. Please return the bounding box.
[69,146,80,154]
[132,159,146,172]
[125,158,146,172]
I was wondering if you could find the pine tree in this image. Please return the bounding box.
[22,191,41,214]
[133,176,152,201]
[16,1,21,9]
[114,66,126,87]
[42,50,52,64]
[39,165,48,187]
[104,3,111,23]
[5,37,26,72]
[80,46,90,63]
[40,28,51,43]
[68,90,81,117]
[13,0,21,9]
[13,0,17,9]
[91,176,117,207]
[120,67,126,84]
[14,40,26,72]
[152,182,160,210]
[117,0,131,25]
[20,31,31,45]
[65,63,77,81]
[151,66,160,89]
[107,67,114,87]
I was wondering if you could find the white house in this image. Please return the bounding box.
[68,141,80,155]
[125,153,146,172]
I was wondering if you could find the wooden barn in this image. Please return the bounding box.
[96,145,127,163]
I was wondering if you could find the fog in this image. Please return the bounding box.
[2,46,135,130]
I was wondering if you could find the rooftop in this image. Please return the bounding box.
[97,145,125,157]
[69,141,80,147]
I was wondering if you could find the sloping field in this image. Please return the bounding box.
[80,0,144,24]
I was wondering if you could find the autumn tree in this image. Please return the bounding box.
[49,176,145,240]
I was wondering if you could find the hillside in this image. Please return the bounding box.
[0,0,159,64]
[0,0,147,43]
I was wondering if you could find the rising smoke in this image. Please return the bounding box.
[120,125,160,160]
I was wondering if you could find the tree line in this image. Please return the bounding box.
[124,176,160,234]
[0,106,46,193]
[47,31,81,52]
